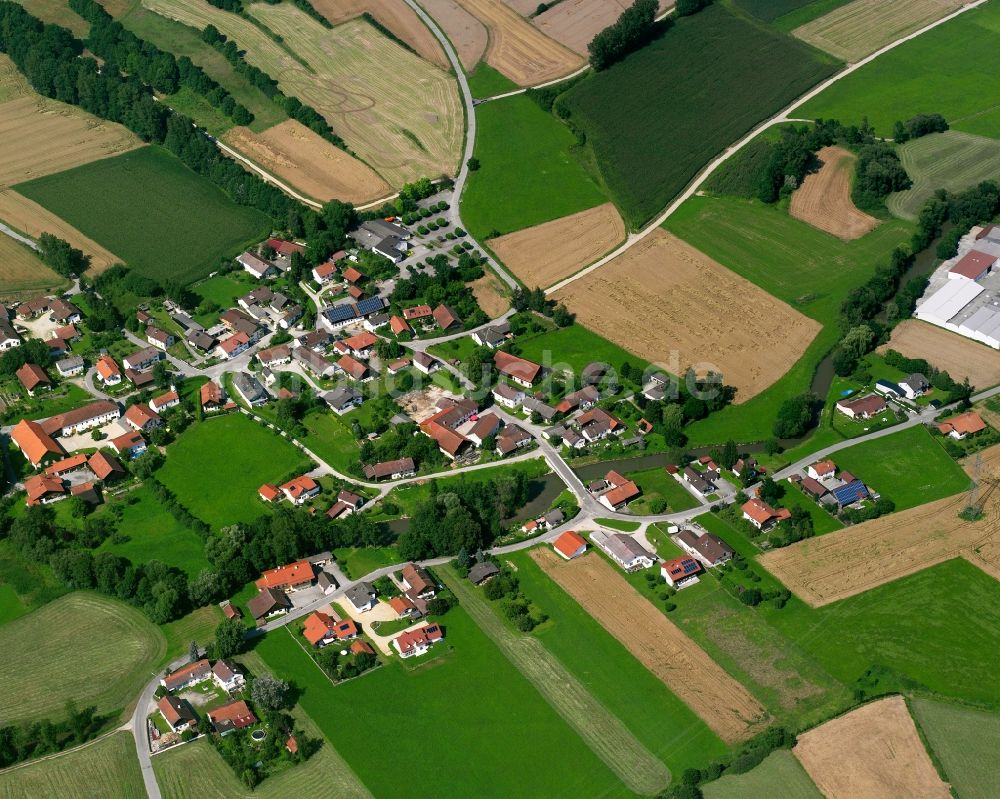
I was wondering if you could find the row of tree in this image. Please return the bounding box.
[0,702,108,769]
[588,0,660,70]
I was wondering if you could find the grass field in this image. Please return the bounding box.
[98,485,212,578]
[703,749,822,799]
[887,130,1000,220]
[0,540,67,621]
[557,4,838,228]
[332,546,400,580]
[0,731,145,799]
[0,592,165,724]
[467,61,518,97]
[798,0,1000,139]
[158,414,308,528]
[911,697,1000,799]
[255,609,633,799]
[463,94,607,239]
[627,466,701,513]
[831,425,970,510]
[0,583,28,626]
[442,564,672,794]
[512,321,652,379]
[15,146,270,285]
[300,410,362,477]
[780,481,843,534]
[593,517,641,532]
[16,0,90,34]
[0,232,68,301]
[501,552,730,776]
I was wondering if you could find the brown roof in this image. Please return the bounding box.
[402,304,432,320]
[124,403,160,429]
[88,451,125,480]
[10,419,63,466]
[158,695,196,727]
[838,394,886,417]
[337,354,369,380]
[602,480,640,507]
[247,587,292,619]
[950,249,996,279]
[363,457,416,479]
[390,315,412,335]
[24,474,66,504]
[111,430,145,453]
[208,700,257,729]
[420,419,468,456]
[469,413,501,441]
[938,411,987,436]
[41,400,119,435]
[800,476,828,498]
[200,380,223,406]
[676,529,734,565]
[494,351,541,384]
[401,563,434,595]
[162,658,211,691]
[432,304,461,329]
[16,363,50,391]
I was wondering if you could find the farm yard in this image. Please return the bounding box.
[443,565,672,796]
[140,0,463,187]
[310,0,449,67]
[158,414,309,528]
[464,95,607,238]
[0,234,67,302]
[532,548,769,743]
[0,592,165,725]
[15,146,271,285]
[419,0,488,70]
[0,190,122,273]
[799,0,1000,138]
[255,610,632,799]
[793,696,949,799]
[792,0,966,63]
[703,750,823,799]
[789,146,879,239]
[887,130,1000,220]
[488,203,625,288]
[555,4,838,228]
[878,320,1000,389]
[911,697,1000,799]
[450,0,583,85]
[533,0,670,56]
[221,121,391,205]
[552,229,823,403]
[0,731,145,799]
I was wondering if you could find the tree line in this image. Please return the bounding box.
[588,0,660,71]
[0,702,109,769]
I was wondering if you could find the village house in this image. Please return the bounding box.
[111,430,147,458]
[553,530,587,560]
[363,457,416,481]
[48,298,81,325]
[387,357,411,375]
[266,237,305,257]
[598,470,641,510]
[831,479,871,509]
[468,561,500,585]
[798,475,829,501]
[345,582,377,612]
[257,345,292,367]
[44,453,89,478]
[233,372,268,406]
[412,351,439,375]
[303,611,340,647]
[592,531,655,572]
[938,411,987,440]
[43,400,121,438]
[218,331,250,360]
[327,489,364,519]
[280,475,321,505]
[256,560,315,592]
[402,305,433,323]
[209,700,258,736]
[432,304,462,330]
[732,457,758,480]
[56,355,84,378]
[161,659,212,692]
[238,251,278,280]
[836,394,887,420]
[741,498,791,531]
[393,624,444,658]
[496,424,532,456]
[466,413,501,447]
[146,327,174,351]
[343,331,379,359]
[682,466,716,497]
[16,363,52,396]
[24,474,68,506]
[555,385,599,415]
[158,696,197,733]
[319,297,388,333]
[0,318,21,350]
[212,660,245,692]
[311,258,339,284]
[258,484,280,503]
[95,354,122,385]
[389,595,420,619]
[577,407,622,442]
[494,351,542,388]
[899,373,930,399]
[200,381,227,413]
[150,389,180,414]
[401,563,436,599]
[364,313,391,332]
[676,529,734,567]
[492,382,525,409]
[122,346,164,373]
[323,386,363,415]
[124,403,162,433]
[389,315,412,337]
[472,320,511,349]
[247,588,292,625]
[337,354,371,382]
[661,556,702,589]
[88,451,125,483]
[807,459,837,481]
[293,346,337,379]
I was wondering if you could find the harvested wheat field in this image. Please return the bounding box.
[878,320,1000,389]
[142,0,462,187]
[790,146,879,240]
[532,548,769,742]
[468,274,509,316]
[311,0,448,67]
[420,0,488,69]
[0,95,142,187]
[533,0,670,56]
[0,190,121,273]
[794,697,950,799]
[490,203,625,288]
[0,234,67,301]
[552,229,821,402]
[761,444,1000,606]
[454,0,583,84]
[0,53,31,103]
[794,0,965,62]
[223,121,391,204]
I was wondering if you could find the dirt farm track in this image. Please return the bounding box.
[552,229,822,402]
[532,548,769,743]
[789,146,879,240]
[761,443,1000,607]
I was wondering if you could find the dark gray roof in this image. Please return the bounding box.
[468,561,500,584]
[324,386,362,410]
[346,581,376,608]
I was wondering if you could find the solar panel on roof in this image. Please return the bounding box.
[833,480,869,505]
[323,304,357,323]
[682,560,698,574]
[356,297,386,316]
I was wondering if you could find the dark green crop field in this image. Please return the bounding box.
[557,3,838,228]
[16,146,270,285]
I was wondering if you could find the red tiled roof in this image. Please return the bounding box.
[742,498,779,525]
[342,266,364,284]
[494,351,541,384]
[255,560,314,590]
[24,474,65,504]
[553,531,586,559]
[350,640,375,656]
[334,618,358,639]
[208,700,257,729]
[394,624,443,654]
[280,475,319,500]
[11,419,63,466]
[96,355,120,380]
[344,331,378,351]
[402,304,432,320]
[432,304,461,329]
[44,453,88,476]
[16,363,50,391]
[200,381,223,406]
[389,315,411,335]
[219,331,250,354]
[124,403,160,429]
[259,483,280,502]
[662,556,701,582]
[337,354,368,380]
[389,595,417,616]
[303,611,337,645]
[602,480,640,507]
[111,430,145,453]
[266,237,305,256]
[88,451,124,480]
[811,459,836,477]
[938,411,987,436]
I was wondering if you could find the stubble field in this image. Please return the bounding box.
[793,0,966,63]
[793,696,950,799]
[533,0,669,56]
[222,120,391,204]
[311,0,448,67]
[141,0,462,186]
[532,548,769,743]
[552,229,822,402]
[489,202,625,288]
[789,146,879,239]
[467,273,509,316]
[451,0,583,84]
[0,234,68,301]
[911,697,1000,799]
[419,0,488,69]
[760,443,1000,607]
[878,320,1000,389]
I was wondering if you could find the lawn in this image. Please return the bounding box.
[0,540,67,618]
[427,335,478,365]
[158,414,309,528]
[779,481,843,535]
[332,546,400,580]
[0,582,28,626]
[504,551,730,776]
[300,410,363,476]
[98,485,212,579]
[15,146,271,285]
[702,749,822,799]
[593,517,641,532]
[831,425,970,510]
[514,322,653,379]
[0,592,165,724]
[798,0,1000,139]
[463,94,607,239]
[0,381,95,425]
[556,3,838,228]
[911,697,1000,799]
[466,62,518,99]
[627,466,701,513]
[254,609,632,799]
[160,604,224,662]
[0,731,145,798]
[192,271,257,314]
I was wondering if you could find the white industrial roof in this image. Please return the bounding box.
[915,280,984,324]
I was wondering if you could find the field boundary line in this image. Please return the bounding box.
[544,0,989,295]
